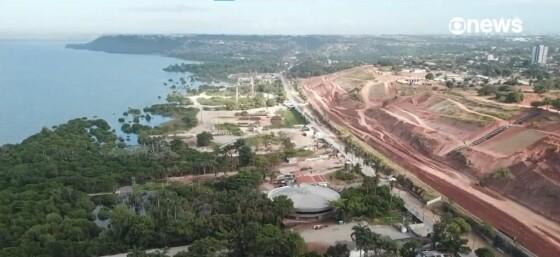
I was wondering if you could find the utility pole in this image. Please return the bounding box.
[251,74,255,97]
[236,79,240,109]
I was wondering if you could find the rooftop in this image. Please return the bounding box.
[268,185,340,213]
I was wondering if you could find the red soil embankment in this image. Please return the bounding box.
[301,73,560,257]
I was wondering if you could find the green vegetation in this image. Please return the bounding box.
[344,68,376,81]
[351,224,398,257]
[245,133,281,149]
[447,92,519,120]
[288,59,362,78]
[197,94,270,110]
[127,250,169,257]
[174,237,226,257]
[445,80,456,88]
[278,108,307,127]
[396,175,434,203]
[502,90,524,103]
[490,167,514,181]
[196,96,233,106]
[0,118,314,257]
[482,168,515,184]
[471,63,513,77]
[193,80,285,107]
[215,123,243,136]
[533,78,560,93]
[166,92,193,105]
[432,217,472,256]
[102,173,305,257]
[478,85,524,103]
[425,73,435,80]
[441,203,532,257]
[196,131,214,147]
[531,97,560,111]
[122,104,200,141]
[348,88,363,102]
[522,65,550,80]
[0,119,194,256]
[475,247,496,257]
[477,85,497,96]
[71,35,560,91]
[333,164,362,182]
[480,168,515,185]
[429,98,492,127]
[333,177,404,221]
[333,169,357,181]
[238,145,254,167]
[128,108,142,116]
[400,241,421,257]
[143,104,193,117]
[97,207,111,221]
[325,243,350,257]
[164,60,280,82]
[243,133,312,161]
[42,34,551,257]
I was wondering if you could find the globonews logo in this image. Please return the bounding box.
[449,17,523,35]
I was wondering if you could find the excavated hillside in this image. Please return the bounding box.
[300,66,560,256]
[450,113,560,223]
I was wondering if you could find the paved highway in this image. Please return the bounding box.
[279,73,376,177]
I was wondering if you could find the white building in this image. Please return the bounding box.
[416,251,451,257]
[487,54,499,61]
[531,45,549,65]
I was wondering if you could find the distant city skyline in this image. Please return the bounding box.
[1,0,560,40]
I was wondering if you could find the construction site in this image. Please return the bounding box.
[299,65,560,257]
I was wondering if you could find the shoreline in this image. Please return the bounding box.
[0,42,194,145]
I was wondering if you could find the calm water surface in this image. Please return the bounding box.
[0,41,187,144]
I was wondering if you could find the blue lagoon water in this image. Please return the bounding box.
[0,41,184,144]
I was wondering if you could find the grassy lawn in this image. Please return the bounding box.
[280,108,307,127]
[375,210,405,225]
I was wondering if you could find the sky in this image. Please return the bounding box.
[1,0,559,40]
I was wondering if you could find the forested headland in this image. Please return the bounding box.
[0,118,300,257]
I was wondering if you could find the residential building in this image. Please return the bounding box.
[531,45,549,65]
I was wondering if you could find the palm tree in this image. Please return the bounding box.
[351,224,370,257]
[364,232,380,256]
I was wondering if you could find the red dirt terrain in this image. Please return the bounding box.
[300,66,560,256]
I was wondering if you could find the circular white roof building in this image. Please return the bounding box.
[268,185,340,215]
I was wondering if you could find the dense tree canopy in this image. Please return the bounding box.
[475,247,496,257]
[432,217,472,256]
[196,132,214,147]
[333,177,404,220]
[0,118,300,257]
